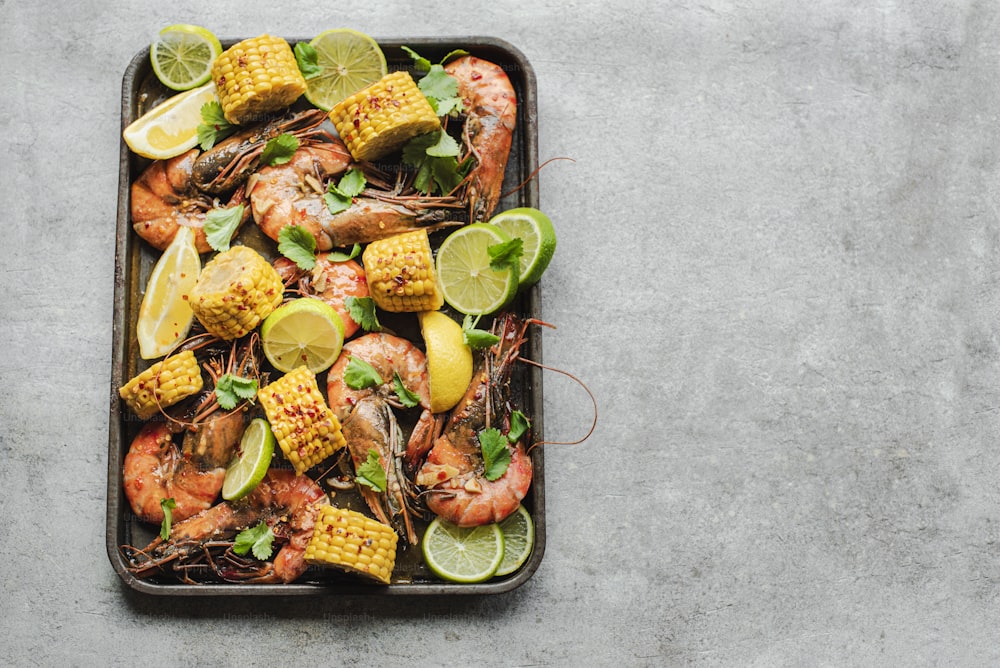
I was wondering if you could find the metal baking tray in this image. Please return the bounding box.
[106,36,544,595]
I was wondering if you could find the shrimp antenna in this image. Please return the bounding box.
[517,356,597,454]
[500,156,576,201]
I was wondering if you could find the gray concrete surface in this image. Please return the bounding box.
[3,0,1000,665]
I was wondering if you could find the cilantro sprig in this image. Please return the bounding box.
[401,46,467,116]
[234,522,275,560]
[294,42,323,79]
[204,204,245,252]
[197,101,238,151]
[278,225,318,271]
[159,498,176,540]
[324,168,367,215]
[261,134,299,167]
[355,449,387,492]
[462,314,500,349]
[214,373,258,410]
[479,428,511,481]
[346,296,381,332]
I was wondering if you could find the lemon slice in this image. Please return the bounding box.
[151,24,223,91]
[260,298,346,374]
[495,505,535,576]
[436,223,519,316]
[137,226,201,360]
[418,310,473,413]
[222,418,275,501]
[304,29,387,111]
[488,208,557,286]
[421,517,505,583]
[123,81,217,160]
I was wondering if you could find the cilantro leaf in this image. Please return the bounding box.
[401,45,432,72]
[324,190,352,215]
[346,296,381,332]
[419,65,460,105]
[215,373,258,410]
[488,238,523,272]
[402,132,463,196]
[261,134,299,166]
[355,449,387,492]
[159,498,176,540]
[343,356,383,390]
[337,168,367,197]
[197,101,237,150]
[393,372,421,408]
[234,522,275,560]
[479,428,511,481]
[462,314,500,349]
[325,243,361,262]
[294,42,323,79]
[277,224,317,270]
[325,168,367,215]
[508,410,530,443]
[204,204,245,252]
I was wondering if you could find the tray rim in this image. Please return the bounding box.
[106,35,546,596]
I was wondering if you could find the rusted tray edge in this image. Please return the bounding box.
[106,35,545,596]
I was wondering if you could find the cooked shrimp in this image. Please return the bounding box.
[122,408,247,525]
[342,395,420,544]
[250,142,458,250]
[273,254,368,338]
[414,313,533,526]
[130,148,250,253]
[122,468,327,584]
[444,55,518,222]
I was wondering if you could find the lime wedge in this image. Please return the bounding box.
[421,517,505,583]
[260,298,346,374]
[151,24,223,91]
[488,207,557,286]
[495,505,535,576]
[435,223,519,316]
[304,29,388,111]
[222,418,275,501]
[136,226,201,359]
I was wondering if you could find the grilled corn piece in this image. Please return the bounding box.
[119,350,203,419]
[362,229,443,312]
[189,245,283,340]
[257,366,346,475]
[329,70,440,162]
[211,34,307,124]
[304,505,398,584]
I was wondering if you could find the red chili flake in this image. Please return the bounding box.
[238,55,247,68]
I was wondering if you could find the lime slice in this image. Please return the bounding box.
[123,81,218,159]
[435,223,519,316]
[418,311,473,413]
[488,208,557,286]
[260,298,346,374]
[304,29,388,111]
[222,418,275,501]
[495,505,535,576]
[150,24,223,91]
[421,517,505,583]
[137,226,201,359]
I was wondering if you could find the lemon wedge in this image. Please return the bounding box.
[137,226,201,359]
[123,81,217,160]
[418,310,473,413]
